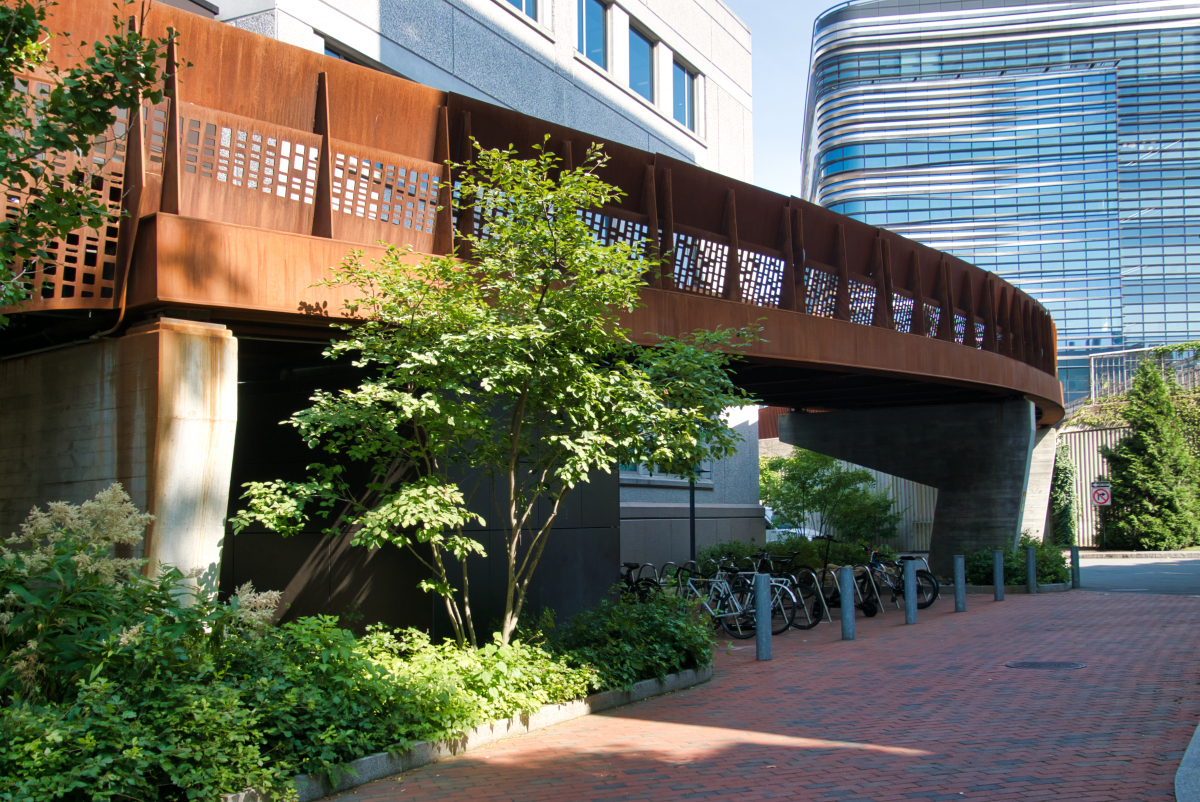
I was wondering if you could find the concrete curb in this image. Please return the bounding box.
[292,666,713,801]
[964,583,1071,594]
[1177,718,1200,802]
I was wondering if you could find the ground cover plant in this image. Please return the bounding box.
[1,486,711,799]
[542,593,714,690]
[964,534,1070,586]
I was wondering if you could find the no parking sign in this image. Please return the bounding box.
[1091,481,1112,506]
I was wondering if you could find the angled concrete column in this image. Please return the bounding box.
[1020,425,1057,542]
[778,399,1037,576]
[0,318,236,593]
[141,319,238,590]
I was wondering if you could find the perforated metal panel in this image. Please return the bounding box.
[806,267,838,317]
[739,247,784,307]
[178,103,322,235]
[893,294,915,334]
[848,278,875,325]
[329,141,442,253]
[672,231,728,296]
[7,75,127,311]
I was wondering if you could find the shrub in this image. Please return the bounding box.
[360,627,597,733]
[0,486,702,796]
[0,483,158,702]
[760,451,902,545]
[1049,438,1078,546]
[546,593,714,690]
[1101,360,1200,550]
[964,534,1070,586]
[0,677,293,802]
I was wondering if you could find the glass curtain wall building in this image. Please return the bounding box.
[801,0,1200,404]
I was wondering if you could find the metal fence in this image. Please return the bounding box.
[1089,346,1200,400]
[1058,426,1129,548]
[777,466,937,553]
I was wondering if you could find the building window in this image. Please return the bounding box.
[673,61,696,130]
[577,0,607,69]
[629,26,654,102]
[506,0,537,20]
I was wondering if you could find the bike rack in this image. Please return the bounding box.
[790,568,832,625]
[854,564,886,612]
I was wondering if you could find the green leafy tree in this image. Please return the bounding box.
[1101,359,1200,550]
[1,0,174,320]
[234,142,754,647]
[1048,437,1077,545]
[759,450,902,545]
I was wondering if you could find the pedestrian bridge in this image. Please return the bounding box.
[1,3,1062,583]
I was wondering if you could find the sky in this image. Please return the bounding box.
[721,0,835,197]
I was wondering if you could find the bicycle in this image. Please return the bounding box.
[864,551,940,610]
[810,536,880,618]
[682,562,796,638]
[744,549,827,630]
[618,562,662,602]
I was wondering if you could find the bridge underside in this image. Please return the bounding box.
[734,361,1028,414]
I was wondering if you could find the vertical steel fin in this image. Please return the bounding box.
[778,204,796,311]
[722,189,742,302]
[833,223,851,321]
[659,166,676,291]
[159,34,181,215]
[908,251,925,336]
[643,164,660,287]
[960,269,976,348]
[311,72,333,239]
[432,105,453,256]
[792,205,807,314]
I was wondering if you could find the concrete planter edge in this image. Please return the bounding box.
[964,583,1072,594]
[275,665,714,802]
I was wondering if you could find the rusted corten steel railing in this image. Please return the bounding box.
[7,1,1056,382]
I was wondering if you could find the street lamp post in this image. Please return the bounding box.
[689,468,711,563]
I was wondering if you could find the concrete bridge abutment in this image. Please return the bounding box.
[778,399,1043,577]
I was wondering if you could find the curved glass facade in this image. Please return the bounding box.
[801,0,1200,404]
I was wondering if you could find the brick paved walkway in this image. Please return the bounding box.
[332,592,1200,801]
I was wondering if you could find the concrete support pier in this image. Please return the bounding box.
[0,317,237,590]
[778,399,1042,576]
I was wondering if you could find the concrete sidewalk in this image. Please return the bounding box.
[333,592,1200,801]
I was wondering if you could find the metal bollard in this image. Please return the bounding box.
[903,559,917,624]
[953,554,967,612]
[1071,545,1081,588]
[993,549,1005,601]
[840,565,856,640]
[755,573,771,661]
[1026,545,1038,595]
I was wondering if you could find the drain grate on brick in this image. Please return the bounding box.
[1006,661,1086,670]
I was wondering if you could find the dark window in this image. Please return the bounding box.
[506,0,537,20]
[629,27,653,101]
[673,61,695,130]
[578,0,607,69]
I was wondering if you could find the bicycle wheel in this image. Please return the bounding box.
[915,570,940,609]
[621,577,661,603]
[856,574,879,617]
[720,582,757,639]
[790,580,822,630]
[771,586,796,635]
[721,609,757,639]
